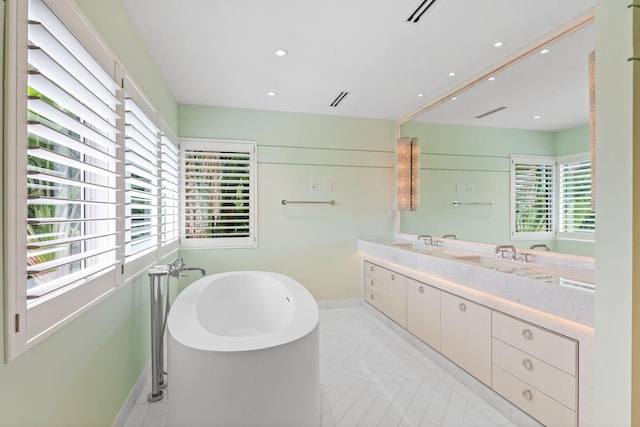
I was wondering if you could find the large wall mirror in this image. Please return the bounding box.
[398,14,595,257]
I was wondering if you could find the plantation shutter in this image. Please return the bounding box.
[181,139,257,248]
[124,96,161,262]
[160,134,180,250]
[511,156,554,239]
[558,155,594,236]
[25,0,120,299]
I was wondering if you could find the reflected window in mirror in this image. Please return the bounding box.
[511,156,555,240]
[511,154,595,243]
[558,154,594,240]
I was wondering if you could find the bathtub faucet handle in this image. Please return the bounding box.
[167,258,206,278]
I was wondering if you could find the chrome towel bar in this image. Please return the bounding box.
[452,201,495,207]
[281,199,336,205]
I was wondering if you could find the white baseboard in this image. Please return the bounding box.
[111,362,151,427]
[317,298,362,309]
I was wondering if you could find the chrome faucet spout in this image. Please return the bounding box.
[417,235,433,246]
[530,244,550,251]
[182,267,207,276]
[495,245,517,260]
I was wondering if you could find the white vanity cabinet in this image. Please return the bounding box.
[406,278,441,351]
[363,262,406,327]
[440,292,492,385]
[359,240,592,427]
[491,312,578,427]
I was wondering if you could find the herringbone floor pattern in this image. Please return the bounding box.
[319,308,516,427]
[124,307,516,427]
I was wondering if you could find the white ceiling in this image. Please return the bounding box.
[122,0,595,131]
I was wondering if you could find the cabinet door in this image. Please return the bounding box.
[406,278,441,351]
[440,292,492,385]
[382,271,407,328]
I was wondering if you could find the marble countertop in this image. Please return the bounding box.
[357,239,595,328]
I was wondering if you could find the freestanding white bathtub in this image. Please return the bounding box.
[167,271,320,427]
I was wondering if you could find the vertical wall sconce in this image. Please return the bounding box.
[397,137,420,211]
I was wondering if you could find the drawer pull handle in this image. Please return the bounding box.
[370,266,374,272]
[522,359,533,370]
[522,389,533,401]
[369,293,375,300]
[419,286,424,294]
[391,274,396,281]
[370,280,375,286]
[522,329,533,340]
[459,302,466,312]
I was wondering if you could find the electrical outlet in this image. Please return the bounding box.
[310,180,318,191]
[324,180,333,192]
[468,184,473,192]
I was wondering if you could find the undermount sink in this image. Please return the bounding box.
[391,243,434,253]
[452,254,527,273]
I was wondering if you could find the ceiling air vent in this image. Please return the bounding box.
[407,0,438,23]
[475,106,507,119]
[330,91,349,107]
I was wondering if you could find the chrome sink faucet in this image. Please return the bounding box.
[495,245,517,260]
[417,235,433,246]
[530,243,550,251]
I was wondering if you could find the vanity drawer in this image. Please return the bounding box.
[492,311,576,375]
[364,289,383,311]
[492,338,576,410]
[364,261,388,282]
[364,275,382,294]
[492,366,576,427]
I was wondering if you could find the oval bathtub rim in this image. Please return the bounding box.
[167,271,319,353]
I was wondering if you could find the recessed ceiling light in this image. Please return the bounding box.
[540,49,550,54]
[493,41,503,47]
[275,49,288,57]
[418,93,425,97]
[448,72,456,77]
[488,76,496,81]
[451,96,458,101]
[267,91,277,96]
[532,115,541,119]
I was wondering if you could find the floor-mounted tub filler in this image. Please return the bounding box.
[167,271,320,427]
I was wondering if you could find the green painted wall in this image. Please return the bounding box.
[555,124,590,157]
[399,121,594,256]
[0,1,178,426]
[178,105,396,301]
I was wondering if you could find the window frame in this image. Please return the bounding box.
[556,153,595,242]
[180,138,257,249]
[510,153,595,244]
[4,0,180,361]
[4,0,124,361]
[510,155,555,241]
